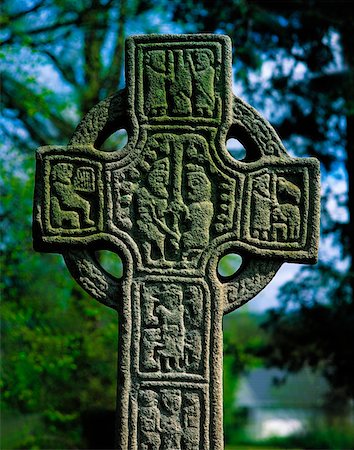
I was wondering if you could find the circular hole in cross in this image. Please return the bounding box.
[101,129,128,152]
[217,253,242,278]
[226,138,246,161]
[95,250,123,279]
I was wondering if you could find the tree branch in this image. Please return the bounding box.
[41,49,77,86]
[102,0,126,94]
[1,18,81,46]
[5,1,45,22]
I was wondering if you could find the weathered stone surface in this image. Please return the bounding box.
[33,34,320,449]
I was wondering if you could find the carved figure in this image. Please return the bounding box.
[51,163,94,228]
[182,165,214,258]
[280,203,300,240]
[272,206,288,241]
[277,177,301,240]
[156,285,185,371]
[139,390,161,450]
[145,50,169,117]
[136,158,171,262]
[161,390,182,450]
[188,50,215,117]
[184,285,203,327]
[141,328,163,371]
[271,177,301,241]
[168,50,192,116]
[277,177,301,204]
[251,173,272,240]
[141,286,159,326]
[182,393,200,450]
[185,330,202,371]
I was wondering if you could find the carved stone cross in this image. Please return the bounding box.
[33,35,320,449]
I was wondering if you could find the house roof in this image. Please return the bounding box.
[235,367,330,409]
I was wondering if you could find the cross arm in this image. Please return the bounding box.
[32,91,135,310]
[207,95,321,314]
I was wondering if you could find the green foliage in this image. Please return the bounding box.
[1,160,118,448]
[223,311,268,444]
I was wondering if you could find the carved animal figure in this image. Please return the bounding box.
[274,177,301,241]
[141,328,163,371]
[279,203,301,240]
[277,177,301,204]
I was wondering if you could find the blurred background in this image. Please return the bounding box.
[1,1,353,449]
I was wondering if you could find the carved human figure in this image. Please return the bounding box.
[136,158,171,262]
[168,50,192,116]
[141,328,163,371]
[156,285,185,371]
[188,50,215,117]
[51,163,94,228]
[160,390,182,450]
[182,165,214,258]
[139,390,161,450]
[145,50,169,117]
[182,393,200,450]
[184,330,202,371]
[251,173,272,241]
[113,170,137,229]
[184,285,203,328]
[185,139,208,165]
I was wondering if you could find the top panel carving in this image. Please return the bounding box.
[128,35,232,126]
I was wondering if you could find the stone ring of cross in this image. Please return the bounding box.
[33,34,320,449]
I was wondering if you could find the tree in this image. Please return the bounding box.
[171,0,354,401]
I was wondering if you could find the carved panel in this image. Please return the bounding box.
[133,38,230,125]
[108,132,235,268]
[241,166,309,249]
[137,388,203,450]
[43,155,103,235]
[138,282,206,376]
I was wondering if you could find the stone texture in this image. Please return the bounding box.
[33,34,320,449]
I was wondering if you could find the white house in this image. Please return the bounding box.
[234,367,331,439]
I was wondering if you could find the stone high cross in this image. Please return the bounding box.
[33,35,320,449]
